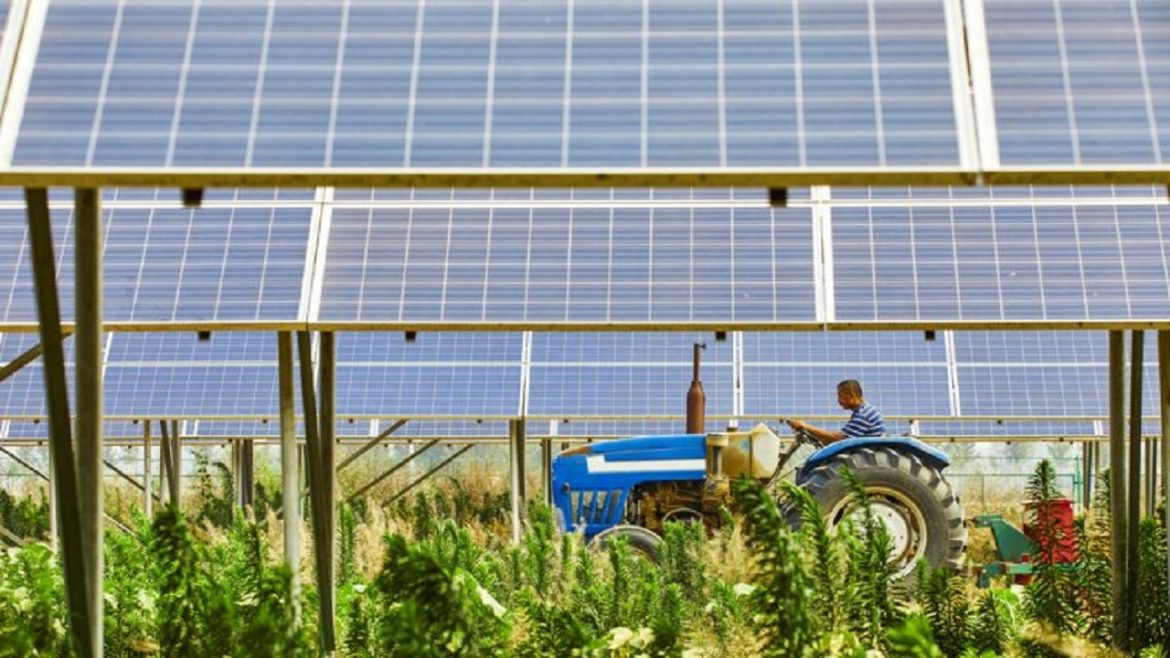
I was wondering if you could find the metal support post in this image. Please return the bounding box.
[171,420,181,506]
[319,331,336,639]
[541,437,552,506]
[1160,331,1170,612]
[74,187,103,655]
[297,331,335,652]
[1108,330,1128,651]
[1127,331,1142,648]
[159,420,180,506]
[277,332,300,621]
[25,186,95,658]
[143,422,152,517]
[1081,441,1091,511]
[230,441,241,507]
[1146,432,1156,515]
[509,418,526,545]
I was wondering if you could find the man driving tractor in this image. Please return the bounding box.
[785,379,885,444]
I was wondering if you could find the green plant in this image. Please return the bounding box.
[374,533,509,657]
[0,542,68,656]
[0,487,50,541]
[192,449,234,529]
[968,589,1016,656]
[839,469,900,647]
[1134,517,1169,653]
[917,564,970,657]
[732,477,813,657]
[782,480,843,634]
[1023,460,1079,636]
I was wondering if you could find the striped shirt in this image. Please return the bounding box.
[840,402,885,437]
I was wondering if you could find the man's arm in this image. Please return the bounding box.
[785,419,845,445]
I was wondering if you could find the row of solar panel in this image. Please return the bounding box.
[1,199,1167,323]
[5,0,1168,168]
[0,330,1159,422]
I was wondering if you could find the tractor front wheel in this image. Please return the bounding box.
[797,447,966,577]
[590,524,663,561]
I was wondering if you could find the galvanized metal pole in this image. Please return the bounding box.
[170,420,181,507]
[1081,441,1091,512]
[1159,331,1170,611]
[25,187,94,658]
[74,188,103,655]
[509,418,525,545]
[277,332,300,621]
[1108,330,1128,651]
[541,437,552,506]
[318,331,336,642]
[49,444,57,551]
[1127,331,1143,648]
[143,422,152,517]
[297,331,335,652]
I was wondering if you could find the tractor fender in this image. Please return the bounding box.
[797,436,949,483]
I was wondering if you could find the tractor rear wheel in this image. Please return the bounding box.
[796,447,965,577]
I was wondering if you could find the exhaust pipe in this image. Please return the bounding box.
[687,342,707,433]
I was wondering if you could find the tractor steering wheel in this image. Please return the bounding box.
[793,427,825,449]
[763,425,823,489]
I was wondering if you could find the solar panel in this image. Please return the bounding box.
[0,206,311,323]
[528,333,733,417]
[14,0,963,169]
[831,203,1170,321]
[318,205,817,322]
[985,0,1170,165]
[743,364,951,417]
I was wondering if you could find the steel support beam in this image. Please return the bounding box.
[74,187,103,655]
[1161,330,1170,608]
[509,418,526,545]
[1127,331,1142,648]
[347,439,439,502]
[338,418,408,471]
[318,331,336,642]
[25,186,95,658]
[1081,441,1091,512]
[170,420,181,505]
[0,445,47,480]
[1108,330,1128,651]
[541,437,552,505]
[159,420,180,507]
[0,339,45,383]
[385,445,474,507]
[277,332,300,621]
[297,331,335,652]
[143,422,152,517]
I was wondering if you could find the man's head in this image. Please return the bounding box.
[836,379,864,410]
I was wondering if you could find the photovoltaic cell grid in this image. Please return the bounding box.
[831,203,1170,321]
[528,333,734,417]
[319,206,817,322]
[985,0,1170,165]
[13,0,961,168]
[0,206,310,323]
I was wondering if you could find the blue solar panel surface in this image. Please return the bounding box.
[832,203,1170,321]
[985,0,1169,165]
[319,205,817,322]
[0,206,311,323]
[14,0,962,168]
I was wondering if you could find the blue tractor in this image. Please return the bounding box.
[551,423,967,576]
